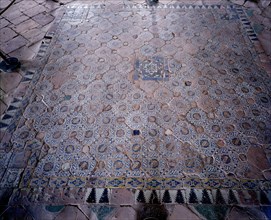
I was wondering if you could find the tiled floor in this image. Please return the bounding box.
[0,0,271,219]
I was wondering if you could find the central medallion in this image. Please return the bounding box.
[134,56,170,81]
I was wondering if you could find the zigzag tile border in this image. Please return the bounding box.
[124,4,226,10]
[235,7,258,42]
[86,188,110,203]
[0,97,24,132]
[8,187,271,205]
[63,3,235,22]
[66,3,231,10]
[64,3,260,47]
[0,39,51,134]
[0,15,63,135]
[134,189,271,205]
[63,4,235,24]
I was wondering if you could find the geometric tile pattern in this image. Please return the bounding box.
[86,188,109,203]
[0,36,53,132]
[134,189,271,205]
[8,187,271,205]
[14,176,271,190]
[1,2,270,195]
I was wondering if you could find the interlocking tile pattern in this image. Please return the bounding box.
[0,2,270,205]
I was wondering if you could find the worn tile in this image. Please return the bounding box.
[23,5,47,18]
[90,206,116,220]
[32,12,55,26]
[78,205,97,219]
[0,27,17,43]
[247,147,270,170]
[12,19,39,34]
[0,18,10,29]
[0,72,22,93]
[9,46,37,60]
[110,189,135,205]
[27,205,61,220]
[192,205,229,220]
[106,207,137,220]
[16,0,39,12]
[11,14,30,25]
[3,9,24,21]
[258,30,271,56]
[168,205,201,220]
[1,35,29,54]
[53,206,87,220]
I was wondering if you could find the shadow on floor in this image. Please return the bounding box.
[137,204,168,220]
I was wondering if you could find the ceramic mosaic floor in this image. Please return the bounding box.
[0,0,271,209]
